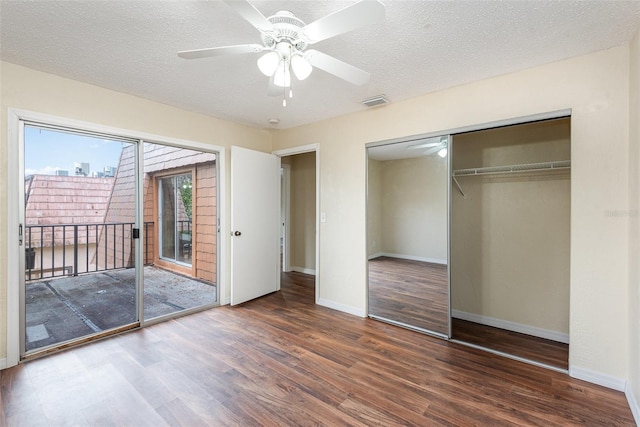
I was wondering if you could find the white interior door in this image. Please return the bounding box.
[231,146,281,305]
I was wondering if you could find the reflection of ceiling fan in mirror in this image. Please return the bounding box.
[178,0,385,105]
[408,136,448,157]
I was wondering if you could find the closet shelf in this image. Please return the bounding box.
[453,160,571,177]
[452,160,571,198]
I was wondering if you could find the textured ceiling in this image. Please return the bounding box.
[1,1,639,130]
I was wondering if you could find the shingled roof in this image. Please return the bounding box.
[24,175,115,247]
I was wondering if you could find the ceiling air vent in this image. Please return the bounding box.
[361,95,389,108]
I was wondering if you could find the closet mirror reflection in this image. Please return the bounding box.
[367,136,450,336]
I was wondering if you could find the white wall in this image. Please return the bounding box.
[272,45,631,383]
[0,61,272,362]
[451,119,571,336]
[627,26,640,421]
[379,155,447,263]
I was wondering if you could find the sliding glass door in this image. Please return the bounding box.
[159,173,193,266]
[142,142,218,321]
[22,124,140,355]
[18,120,221,358]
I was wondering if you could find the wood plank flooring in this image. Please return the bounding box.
[368,256,449,335]
[452,318,569,370]
[1,271,635,426]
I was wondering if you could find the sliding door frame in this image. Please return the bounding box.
[6,108,227,367]
[364,108,572,342]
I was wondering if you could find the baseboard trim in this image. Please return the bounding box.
[569,366,626,391]
[317,298,366,317]
[291,266,316,275]
[452,309,569,344]
[0,358,7,370]
[626,382,640,426]
[369,252,447,265]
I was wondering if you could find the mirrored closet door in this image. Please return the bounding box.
[367,136,450,337]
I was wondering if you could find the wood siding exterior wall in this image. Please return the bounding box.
[194,163,216,283]
[99,143,217,284]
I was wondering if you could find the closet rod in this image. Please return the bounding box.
[453,160,570,177]
[452,160,570,197]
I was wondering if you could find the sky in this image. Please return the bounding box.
[24,125,127,176]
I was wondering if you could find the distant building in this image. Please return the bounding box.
[103,166,117,177]
[74,162,90,176]
[54,169,68,176]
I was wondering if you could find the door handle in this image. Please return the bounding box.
[232,231,242,237]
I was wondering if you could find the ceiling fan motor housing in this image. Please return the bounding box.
[261,11,307,52]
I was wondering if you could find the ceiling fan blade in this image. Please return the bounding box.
[178,44,264,59]
[301,0,385,44]
[305,50,370,86]
[223,0,274,34]
[421,145,444,156]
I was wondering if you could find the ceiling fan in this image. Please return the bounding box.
[408,137,448,157]
[178,0,385,105]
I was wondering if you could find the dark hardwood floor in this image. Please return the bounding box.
[452,318,570,370]
[368,256,449,335]
[369,256,570,370]
[0,271,634,426]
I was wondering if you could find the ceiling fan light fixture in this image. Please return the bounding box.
[257,51,280,76]
[273,60,291,87]
[291,55,312,80]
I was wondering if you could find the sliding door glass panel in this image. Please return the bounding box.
[143,142,218,321]
[22,124,139,354]
[159,176,178,262]
[367,136,450,337]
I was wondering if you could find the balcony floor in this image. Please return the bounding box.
[25,266,217,352]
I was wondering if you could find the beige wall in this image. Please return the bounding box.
[273,45,631,381]
[289,152,316,272]
[628,26,640,418]
[451,119,571,335]
[367,158,383,257]
[0,61,272,361]
[1,35,639,408]
[376,155,447,262]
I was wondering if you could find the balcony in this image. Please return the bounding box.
[24,222,217,352]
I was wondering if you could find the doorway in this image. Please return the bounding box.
[280,152,316,275]
[274,145,320,303]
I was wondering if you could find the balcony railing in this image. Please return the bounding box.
[25,222,156,281]
[178,220,191,234]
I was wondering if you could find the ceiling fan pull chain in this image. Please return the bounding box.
[282,79,287,107]
[282,56,289,107]
[289,72,294,99]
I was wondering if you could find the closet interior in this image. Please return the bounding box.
[450,117,571,370]
[366,115,571,371]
